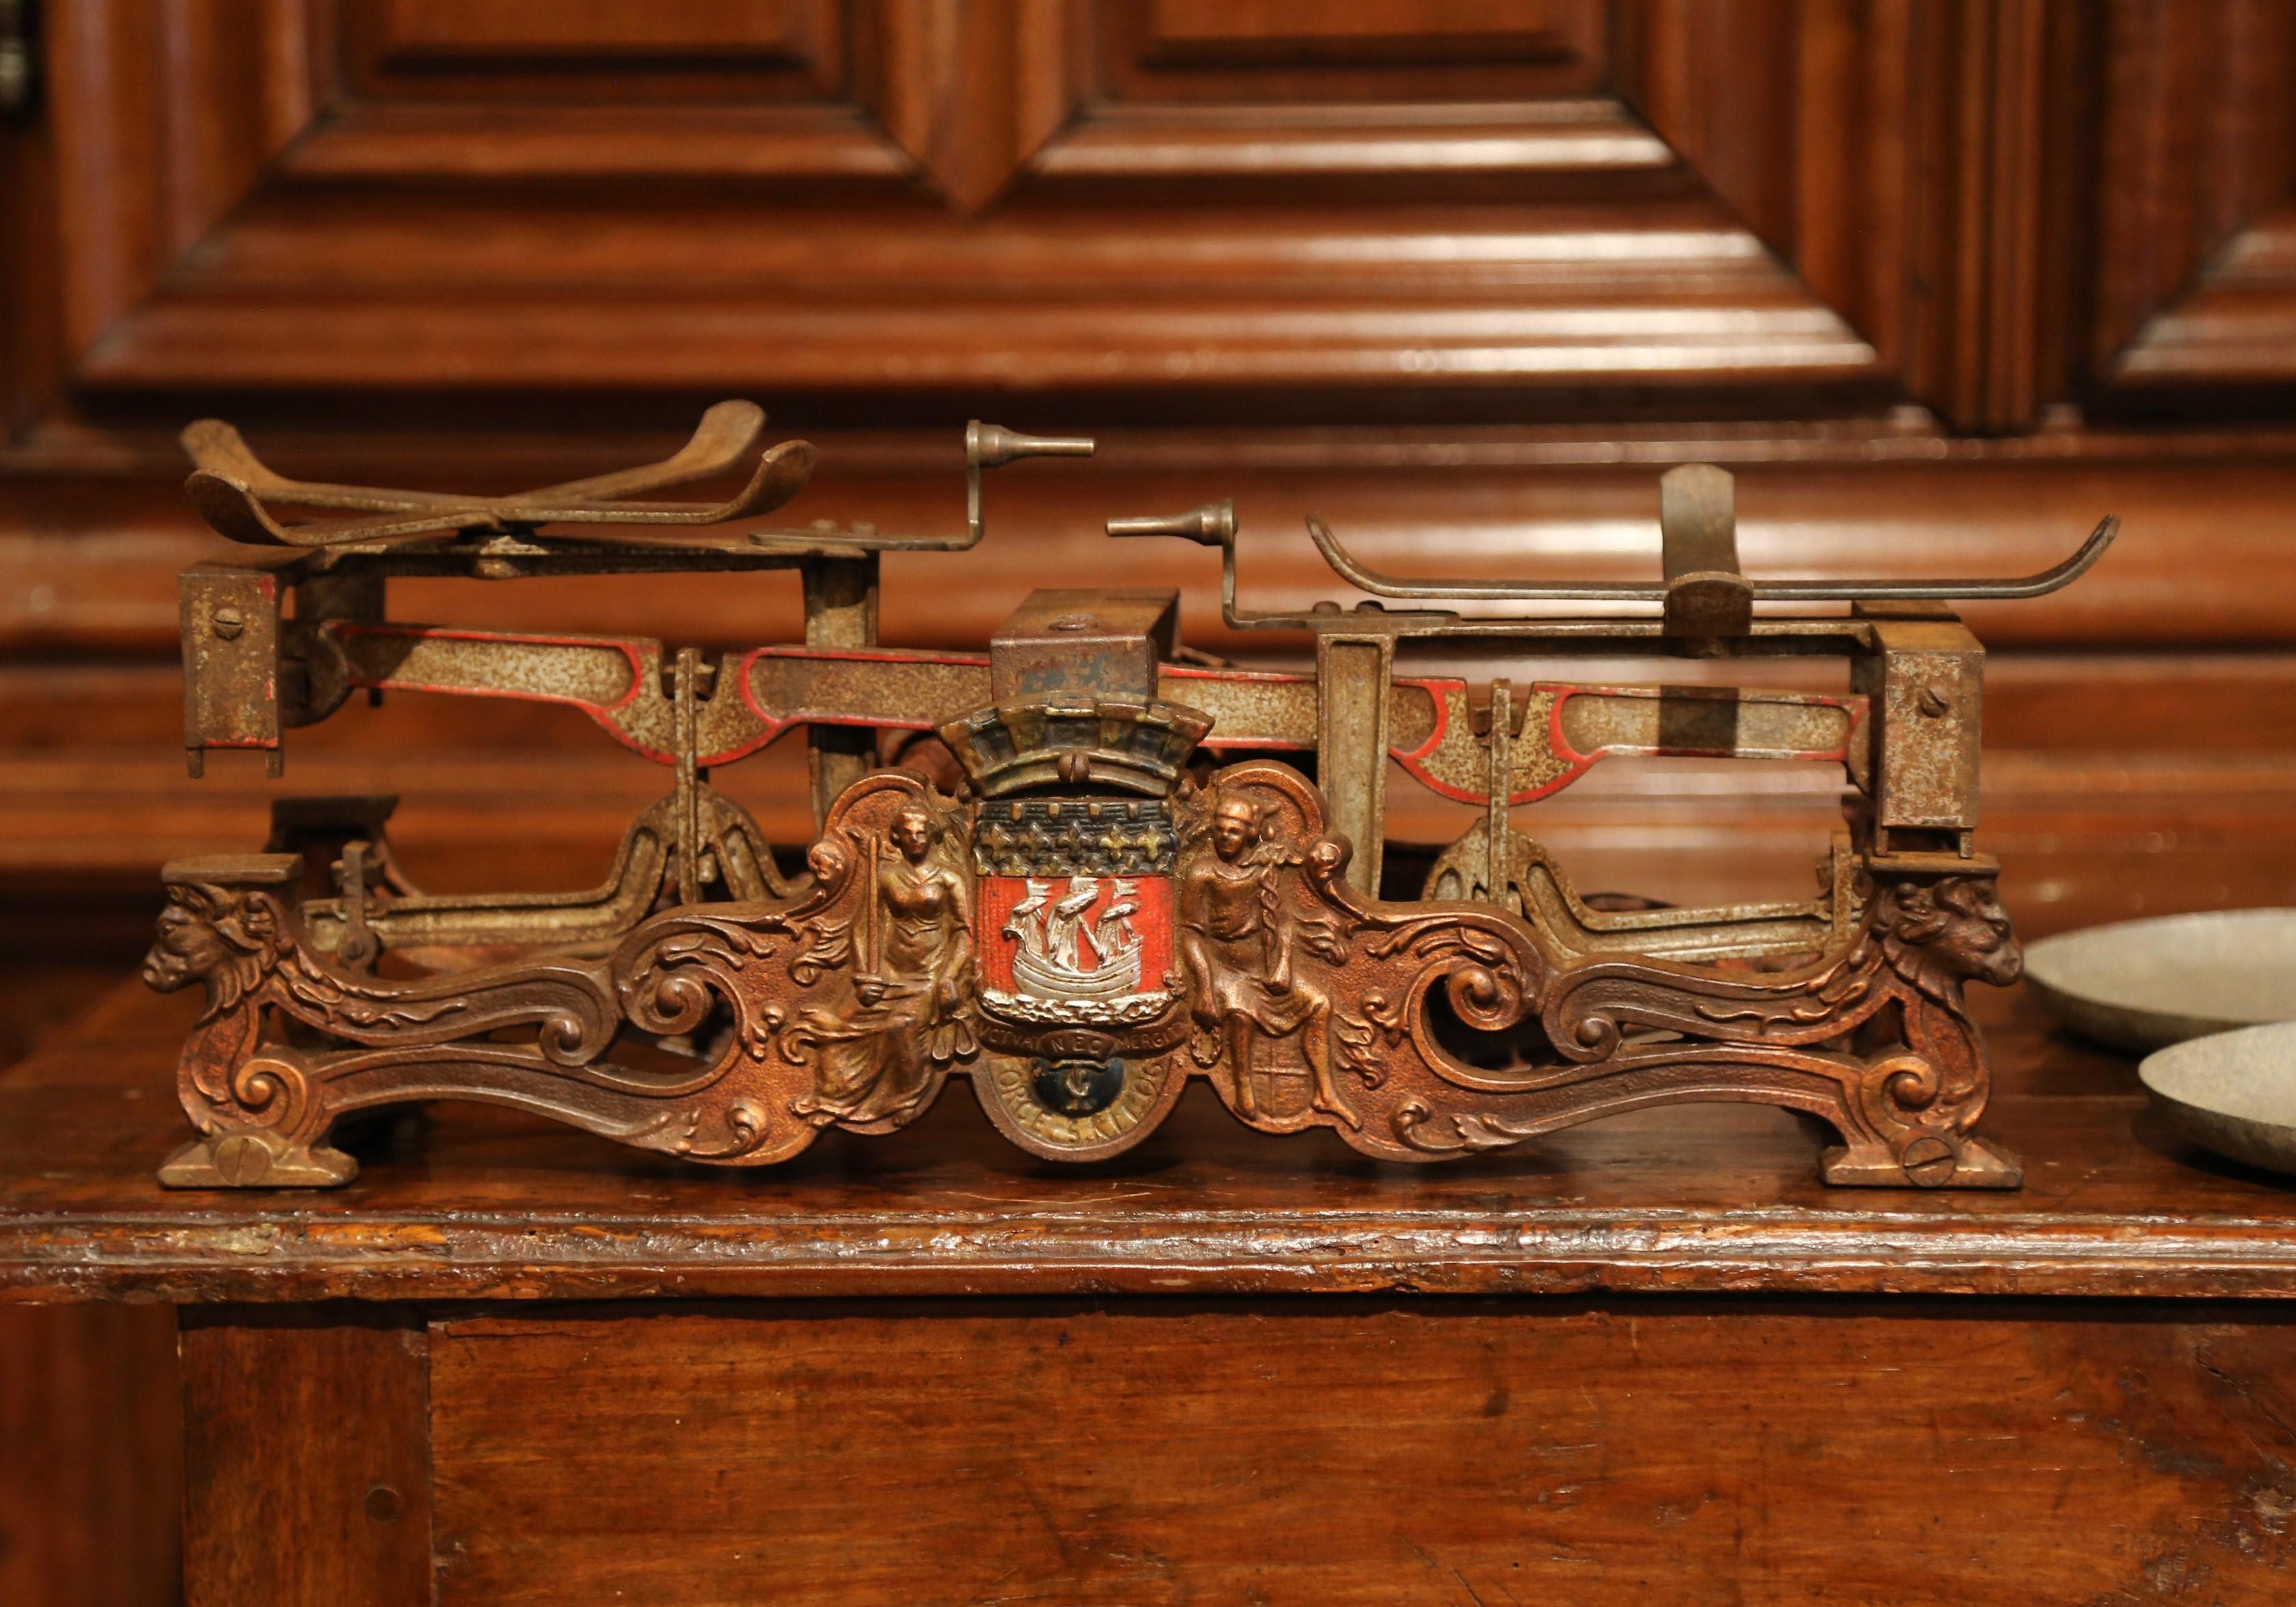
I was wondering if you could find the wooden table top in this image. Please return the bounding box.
[3,977,2294,1305]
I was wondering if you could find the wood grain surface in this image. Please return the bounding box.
[0,904,179,1607]
[180,1306,432,1607]
[421,1298,2296,1606]
[0,1301,180,1607]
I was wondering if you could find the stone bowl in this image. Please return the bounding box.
[2023,908,2296,1055]
[2141,1022,2296,1179]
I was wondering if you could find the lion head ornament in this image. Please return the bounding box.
[143,882,290,1020]
[1877,876,2022,1003]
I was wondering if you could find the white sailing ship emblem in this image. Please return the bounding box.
[1002,875,1143,1001]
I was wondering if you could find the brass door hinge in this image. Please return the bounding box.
[0,0,33,118]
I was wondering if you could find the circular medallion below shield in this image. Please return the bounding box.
[972,1050,1188,1161]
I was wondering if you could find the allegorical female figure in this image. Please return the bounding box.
[795,799,976,1125]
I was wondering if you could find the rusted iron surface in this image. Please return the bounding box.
[152,407,2118,1191]
[989,589,1176,704]
[1856,608,1987,851]
[183,401,817,549]
[179,565,284,779]
[1659,463,1753,640]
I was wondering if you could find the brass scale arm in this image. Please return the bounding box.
[178,405,2114,884]
[1106,464,2116,639]
[182,401,2110,623]
[175,407,1095,909]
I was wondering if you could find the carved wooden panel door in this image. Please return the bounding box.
[2086,0,2296,399]
[10,0,2053,440]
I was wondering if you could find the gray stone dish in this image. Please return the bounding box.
[2141,1022,2296,1179]
[2023,908,2296,1054]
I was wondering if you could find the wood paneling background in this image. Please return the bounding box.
[2,3,2295,1602]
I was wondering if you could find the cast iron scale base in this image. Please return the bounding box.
[146,404,2114,1188]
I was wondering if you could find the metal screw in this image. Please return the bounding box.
[1915,686,1950,718]
[212,1135,270,1185]
[1900,1136,1956,1186]
[210,606,245,640]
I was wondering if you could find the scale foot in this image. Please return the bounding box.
[1820,1134,2022,1190]
[159,1133,358,1189]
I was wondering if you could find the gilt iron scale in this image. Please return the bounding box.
[146,403,2116,1189]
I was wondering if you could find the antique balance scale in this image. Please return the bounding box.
[146,403,2114,1188]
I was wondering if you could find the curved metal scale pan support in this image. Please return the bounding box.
[182,400,818,550]
[1302,511,2119,606]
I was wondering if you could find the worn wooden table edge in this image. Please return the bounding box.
[10,1206,2296,1304]
[12,982,2296,1305]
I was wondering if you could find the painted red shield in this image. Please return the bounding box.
[978,874,1175,1024]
